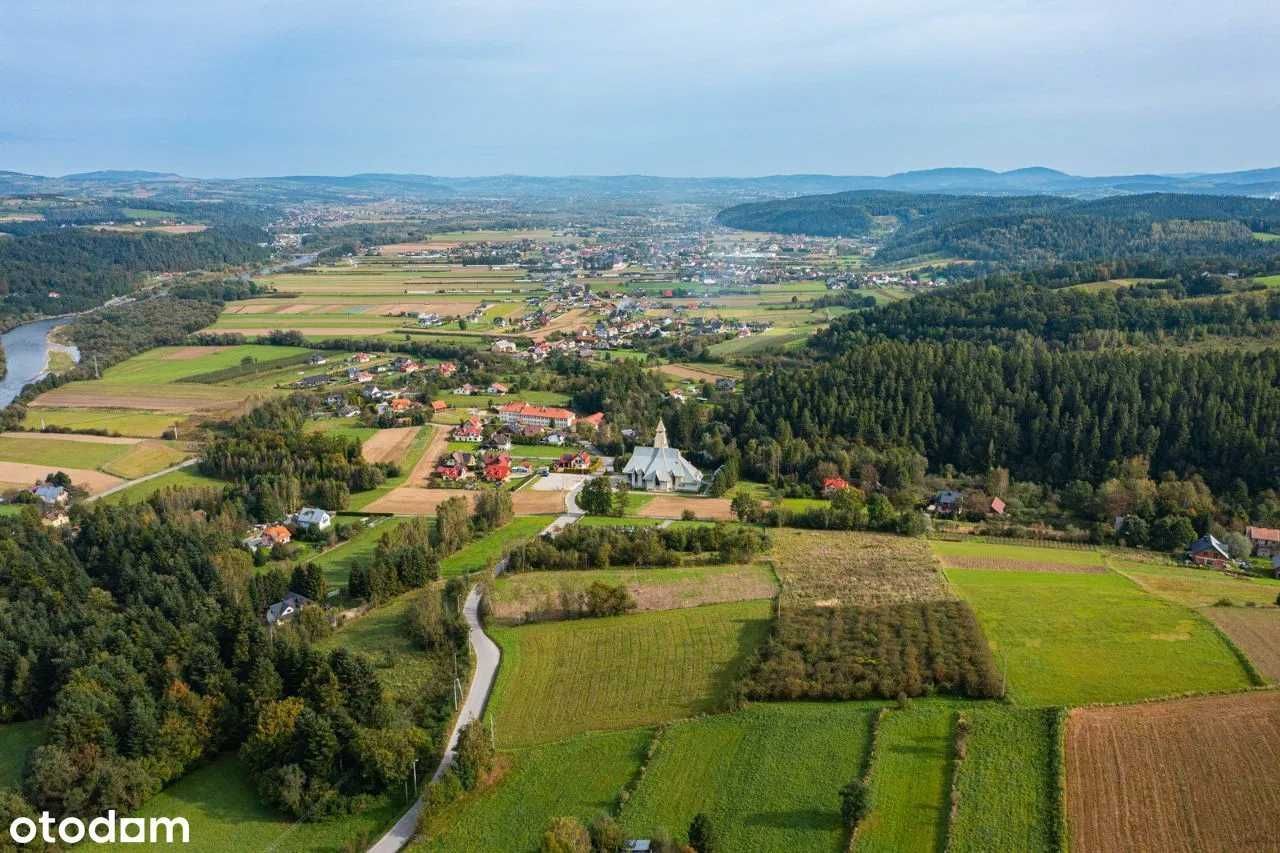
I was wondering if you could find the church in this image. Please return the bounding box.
[623,420,704,492]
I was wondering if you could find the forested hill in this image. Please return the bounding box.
[0,228,270,324]
[716,191,1280,266]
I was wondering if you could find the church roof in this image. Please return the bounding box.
[623,445,703,483]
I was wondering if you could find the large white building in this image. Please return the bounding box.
[623,420,703,492]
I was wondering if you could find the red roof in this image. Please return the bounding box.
[1247,526,1280,543]
[822,476,849,492]
[580,412,605,429]
[431,400,448,411]
[499,401,575,421]
[990,497,1007,514]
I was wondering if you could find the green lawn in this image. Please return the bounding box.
[947,568,1256,705]
[576,515,664,528]
[0,435,132,470]
[444,441,568,459]
[948,707,1059,853]
[305,516,411,594]
[0,719,46,788]
[21,407,183,438]
[411,729,649,852]
[306,418,380,444]
[85,754,403,852]
[857,703,954,853]
[1113,558,1280,608]
[99,344,311,384]
[488,600,772,746]
[100,468,227,504]
[440,515,555,577]
[621,703,877,852]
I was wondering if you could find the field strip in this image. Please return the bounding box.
[408,424,448,485]
[0,461,123,494]
[360,426,420,464]
[0,430,141,445]
[942,555,1106,574]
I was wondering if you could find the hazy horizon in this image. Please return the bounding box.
[3,0,1278,178]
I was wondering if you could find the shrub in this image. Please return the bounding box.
[688,812,719,853]
[839,778,870,829]
[541,816,591,853]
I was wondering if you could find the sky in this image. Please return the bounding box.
[2,0,1278,178]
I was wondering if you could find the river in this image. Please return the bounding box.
[0,317,82,407]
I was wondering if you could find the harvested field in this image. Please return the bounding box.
[363,487,479,515]
[941,555,1106,574]
[34,383,259,414]
[1206,607,1280,682]
[510,489,570,514]
[1066,692,1280,853]
[528,309,591,342]
[0,431,140,446]
[99,442,191,479]
[488,564,777,624]
[0,461,123,494]
[1116,561,1280,609]
[637,495,735,521]
[772,529,950,606]
[166,345,228,360]
[653,363,741,383]
[359,426,420,464]
[375,241,459,253]
[933,539,1106,574]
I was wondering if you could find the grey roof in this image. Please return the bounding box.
[1190,534,1230,559]
[623,445,703,486]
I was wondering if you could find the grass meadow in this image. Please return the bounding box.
[411,729,649,853]
[856,703,954,853]
[946,567,1256,705]
[487,600,772,746]
[99,344,312,384]
[101,468,226,504]
[306,516,411,593]
[439,515,555,577]
[948,706,1059,853]
[621,703,878,852]
[21,407,183,437]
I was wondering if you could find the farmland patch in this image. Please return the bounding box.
[773,529,950,606]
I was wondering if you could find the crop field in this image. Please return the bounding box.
[1205,606,1280,681]
[772,529,950,606]
[0,433,191,482]
[94,344,313,384]
[487,599,772,746]
[636,494,735,521]
[488,564,777,624]
[83,753,402,853]
[360,425,421,464]
[707,326,817,358]
[439,514,556,577]
[33,377,266,414]
[1114,559,1280,608]
[621,703,877,852]
[948,707,1058,853]
[411,729,649,853]
[932,539,1106,573]
[652,362,744,383]
[0,719,45,788]
[1066,692,1280,853]
[20,406,183,437]
[347,427,440,510]
[857,703,954,853]
[947,568,1255,705]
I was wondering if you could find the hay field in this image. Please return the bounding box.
[933,539,1106,574]
[1066,692,1280,853]
[487,599,772,746]
[1205,607,1280,681]
[359,426,420,464]
[772,529,950,606]
[636,495,735,521]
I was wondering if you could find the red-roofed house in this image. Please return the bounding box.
[579,412,605,430]
[487,382,509,395]
[989,497,1007,515]
[262,525,292,547]
[453,418,484,442]
[1247,525,1280,557]
[390,397,415,413]
[431,400,448,412]
[557,451,592,472]
[435,462,466,481]
[821,476,849,496]
[437,361,458,377]
[483,455,511,482]
[498,401,576,430]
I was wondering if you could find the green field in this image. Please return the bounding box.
[1114,558,1280,608]
[0,434,133,470]
[621,703,877,852]
[412,729,649,852]
[439,515,555,577]
[947,567,1255,705]
[85,754,402,852]
[306,418,380,444]
[488,600,772,746]
[932,538,1105,567]
[575,515,664,528]
[857,703,954,853]
[305,516,411,593]
[444,441,568,458]
[100,467,225,504]
[948,707,1059,853]
[0,719,46,788]
[98,344,312,384]
[21,407,182,437]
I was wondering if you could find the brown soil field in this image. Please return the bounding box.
[1206,607,1280,682]
[408,425,448,485]
[374,301,484,316]
[360,426,420,464]
[364,487,480,515]
[167,345,228,360]
[528,309,591,342]
[1067,692,1280,853]
[34,384,257,414]
[772,529,951,606]
[942,555,1106,574]
[0,461,123,495]
[489,565,777,624]
[636,495,736,521]
[653,363,739,383]
[375,241,460,254]
[0,431,140,446]
[94,224,208,234]
[511,489,570,514]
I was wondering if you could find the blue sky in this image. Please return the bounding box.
[2,0,1277,177]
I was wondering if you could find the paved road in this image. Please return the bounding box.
[538,474,588,536]
[86,457,199,502]
[367,585,500,853]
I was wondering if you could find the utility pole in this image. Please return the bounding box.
[93,354,99,379]
[489,716,496,750]
[412,758,419,794]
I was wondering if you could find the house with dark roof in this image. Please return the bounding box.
[266,592,313,626]
[622,421,702,492]
[1188,534,1231,568]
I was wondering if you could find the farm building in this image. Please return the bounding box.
[1246,525,1280,557]
[1188,534,1231,568]
[623,420,703,492]
[822,476,849,495]
[453,418,484,442]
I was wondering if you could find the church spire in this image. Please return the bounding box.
[653,418,669,449]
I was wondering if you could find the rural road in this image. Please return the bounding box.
[86,457,199,502]
[367,584,500,853]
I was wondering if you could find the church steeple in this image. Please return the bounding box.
[653,419,669,449]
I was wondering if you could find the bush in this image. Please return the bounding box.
[588,815,627,853]
[839,778,870,829]
[688,812,718,853]
[454,720,494,790]
[541,816,591,853]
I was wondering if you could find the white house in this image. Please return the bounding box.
[294,507,332,531]
[622,420,703,492]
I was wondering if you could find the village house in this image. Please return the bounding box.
[492,339,518,354]
[579,412,605,431]
[487,382,509,395]
[821,476,849,496]
[1188,534,1232,568]
[622,420,703,492]
[483,454,511,482]
[498,401,577,430]
[453,418,484,442]
[348,368,374,383]
[431,400,448,413]
[390,397,416,413]
[307,353,328,365]
[31,483,68,506]
[393,357,420,374]
[297,374,331,389]
[294,507,332,532]
[453,383,480,396]
[1246,525,1280,557]
[266,592,313,626]
[930,490,963,516]
[556,450,592,472]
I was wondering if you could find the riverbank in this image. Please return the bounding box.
[0,317,82,407]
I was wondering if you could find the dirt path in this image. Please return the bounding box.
[409,424,449,486]
[360,426,420,464]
